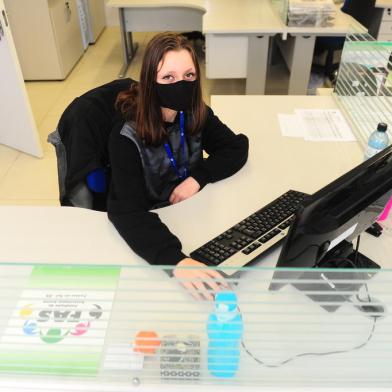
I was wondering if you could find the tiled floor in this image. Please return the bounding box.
[0,27,292,206]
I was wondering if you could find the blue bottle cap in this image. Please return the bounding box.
[215,291,237,312]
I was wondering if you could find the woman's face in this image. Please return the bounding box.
[156,49,196,84]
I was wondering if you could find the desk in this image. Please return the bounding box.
[280,7,366,94]
[107,0,284,94]
[1,95,391,390]
[0,95,390,262]
[107,1,364,96]
[374,1,392,41]
[376,0,392,7]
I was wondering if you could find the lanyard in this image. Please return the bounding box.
[164,111,188,180]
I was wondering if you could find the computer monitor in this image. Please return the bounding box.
[270,144,392,297]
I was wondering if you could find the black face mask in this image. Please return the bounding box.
[156,80,197,111]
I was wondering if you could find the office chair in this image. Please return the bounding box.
[314,0,376,80]
[48,78,134,211]
[180,31,206,56]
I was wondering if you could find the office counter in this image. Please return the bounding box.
[0,95,391,390]
[0,94,389,263]
[0,95,366,263]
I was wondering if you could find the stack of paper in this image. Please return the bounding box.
[278,109,356,142]
[288,0,336,27]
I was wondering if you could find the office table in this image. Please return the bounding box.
[280,7,366,95]
[106,0,205,79]
[376,0,392,7]
[107,0,284,94]
[107,1,365,96]
[1,95,391,390]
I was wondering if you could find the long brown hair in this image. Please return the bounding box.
[116,32,206,146]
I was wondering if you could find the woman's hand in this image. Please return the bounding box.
[173,258,229,300]
[169,177,200,204]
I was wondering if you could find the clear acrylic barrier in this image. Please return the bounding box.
[270,0,289,24]
[0,262,391,390]
[333,32,392,148]
[271,0,337,27]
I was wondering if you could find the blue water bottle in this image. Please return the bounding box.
[364,122,390,161]
[207,291,243,378]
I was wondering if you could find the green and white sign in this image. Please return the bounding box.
[0,265,120,375]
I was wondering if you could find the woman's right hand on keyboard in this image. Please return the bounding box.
[173,258,229,301]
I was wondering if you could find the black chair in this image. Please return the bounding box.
[48,78,134,211]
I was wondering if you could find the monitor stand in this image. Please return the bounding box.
[292,241,380,312]
[316,240,380,270]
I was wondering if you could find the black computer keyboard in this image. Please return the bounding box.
[190,190,309,275]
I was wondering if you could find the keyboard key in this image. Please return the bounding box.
[269,229,281,239]
[243,229,255,236]
[242,242,261,255]
[252,230,262,239]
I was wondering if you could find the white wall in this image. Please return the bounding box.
[104,0,119,26]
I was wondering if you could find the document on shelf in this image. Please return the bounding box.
[295,109,356,142]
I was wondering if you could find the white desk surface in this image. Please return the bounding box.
[107,0,205,10]
[376,0,392,8]
[0,95,390,268]
[202,0,283,34]
[285,6,366,36]
[107,0,284,34]
[107,0,364,35]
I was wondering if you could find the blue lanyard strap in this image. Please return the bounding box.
[164,111,189,180]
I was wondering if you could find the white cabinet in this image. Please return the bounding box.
[77,0,105,48]
[205,34,248,79]
[0,0,42,157]
[376,7,392,41]
[4,0,84,80]
[85,0,105,43]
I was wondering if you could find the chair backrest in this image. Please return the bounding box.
[341,0,376,29]
[48,78,134,211]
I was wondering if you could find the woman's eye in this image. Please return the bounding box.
[185,73,195,80]
[162,75,174,81]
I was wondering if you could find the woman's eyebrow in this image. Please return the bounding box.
[159,69,175,75]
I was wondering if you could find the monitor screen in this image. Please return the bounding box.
[270,145,392,294]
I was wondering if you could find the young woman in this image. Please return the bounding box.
[108,32,249,300]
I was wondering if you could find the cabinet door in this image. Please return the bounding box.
[382,8,392,22]
[205,34,248,79]
[0,0,42,157]
[87,0,105,43]
[49,0,83,78]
